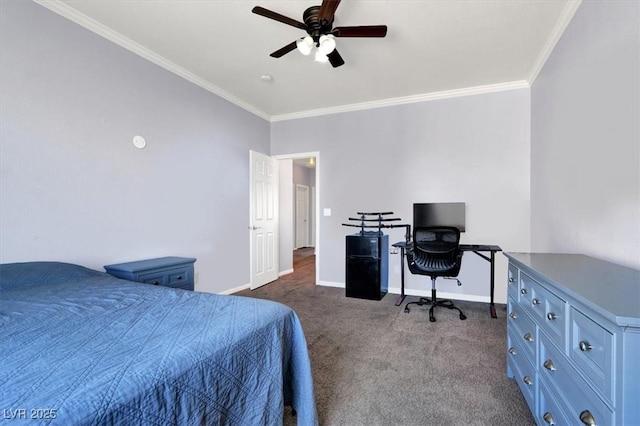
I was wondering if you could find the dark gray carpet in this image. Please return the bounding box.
[237,248,535,425]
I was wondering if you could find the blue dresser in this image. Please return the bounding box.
[504,253,640,426]
[104,257,196,291]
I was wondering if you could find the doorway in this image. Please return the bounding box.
[275,152,319,285]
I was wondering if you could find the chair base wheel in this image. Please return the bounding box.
[404,297,466,323]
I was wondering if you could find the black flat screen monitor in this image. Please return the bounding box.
[413,202,466,232]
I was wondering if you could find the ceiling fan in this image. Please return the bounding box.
[252,0,387,68]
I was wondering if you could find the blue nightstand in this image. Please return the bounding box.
[104,256,196,291]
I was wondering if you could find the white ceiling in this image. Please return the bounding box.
[36,0,581,121]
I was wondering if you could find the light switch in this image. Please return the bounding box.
[323,208,331,216]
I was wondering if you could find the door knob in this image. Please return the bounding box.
[248,226,261,230]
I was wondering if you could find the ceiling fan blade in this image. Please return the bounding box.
[318,0,341,24]
[333,25,388,38]
[270,41,297,58]
[327,49,345,68]
[252,6,306,30]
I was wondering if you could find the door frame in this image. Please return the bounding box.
[273,151,320,286]
[295,184,310,249]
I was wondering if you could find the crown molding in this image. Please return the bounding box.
[270,80,530,122]
[34,0,569,124]
[34,0,271,121]
[528,0,582,85]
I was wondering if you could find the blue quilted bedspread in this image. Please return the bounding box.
[0,262,317,425]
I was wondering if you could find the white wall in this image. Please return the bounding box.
[531,0,640,269]
[272,89,531,304]
[0,2,271,293]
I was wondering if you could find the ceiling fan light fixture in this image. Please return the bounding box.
[317,34,336,55]
[314,50,329,63]
[296,36,314,55]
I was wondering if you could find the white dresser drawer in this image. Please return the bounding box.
[538,376,572,426]
[507,297,537,364]
[519,272,567,352]
[507,263,519,301]
[518,272,536,308]
[535,283,567,350]
[507,347,536,413]
[570,308,614,401]
[540,330,614,426]
[507,326,535,372]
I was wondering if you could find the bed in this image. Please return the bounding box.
[0,262,317,425]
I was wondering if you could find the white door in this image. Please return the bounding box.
[295,184,309,248]
[249,151,279,289]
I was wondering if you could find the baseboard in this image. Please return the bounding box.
[243,279,492,304]
[317,280,344,289]
[279,268,294,277]
[221,283,250,295]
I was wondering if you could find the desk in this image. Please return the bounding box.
[392,242,502,318]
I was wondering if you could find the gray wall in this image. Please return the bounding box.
[531,1,640,269]
[272,90,531,303]
[0,1,270,293]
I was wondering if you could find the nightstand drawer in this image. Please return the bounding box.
[570,308,613,400]
[142,267,193,290]
[139,272,167,286]
[167,268,191,286]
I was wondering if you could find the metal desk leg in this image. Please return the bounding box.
[395,247,406,306]
[490,251,497,318]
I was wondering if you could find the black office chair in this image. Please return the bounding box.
[404,226,466,322]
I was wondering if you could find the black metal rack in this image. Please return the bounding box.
[341,211,411,243]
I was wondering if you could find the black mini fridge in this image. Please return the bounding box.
[345,232,388,300]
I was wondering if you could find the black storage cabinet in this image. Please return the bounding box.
[345,232,388,300]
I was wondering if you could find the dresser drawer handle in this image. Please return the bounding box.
[532,298,540,306]
[523,375,533,386]
[509,312,517,319]
[547,312,557,321]
[152,281,160,285]
[508,347,517,355]
[579,341,593,352]
[176,275,183,280]
[520,288,528,295]
[524,332,534,342]
[509,277,515,283]
[543,412,556,425]
[543,359,556,371]
[579,410,596,425]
